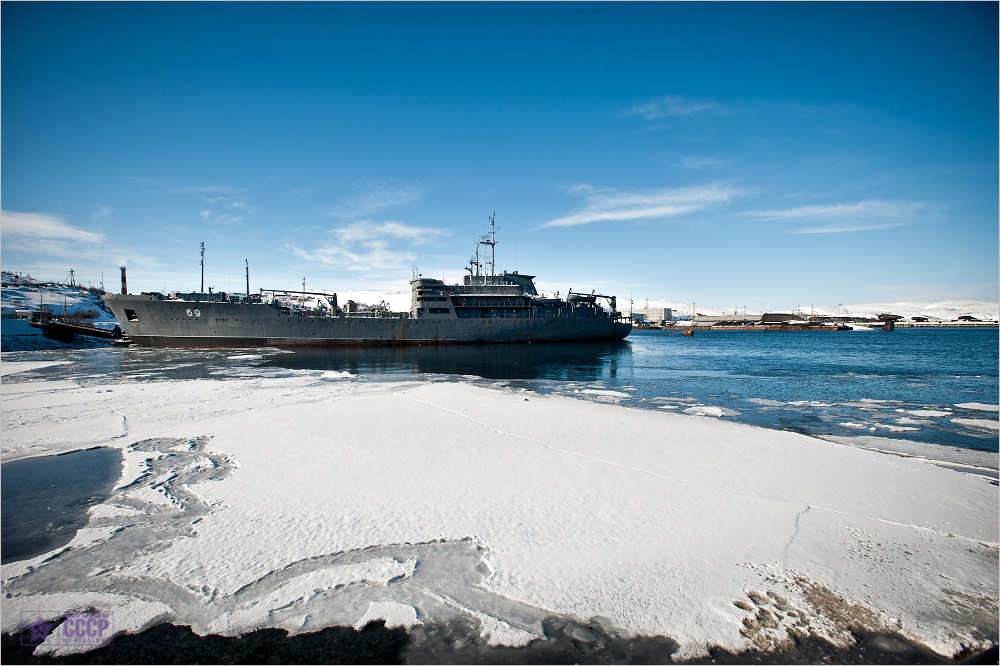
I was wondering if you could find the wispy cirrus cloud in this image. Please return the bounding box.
[790,222,909,235]
[1,210,154,269]
[626,95,720,120]
[742,200,925,234]
[539,183,744,229]
[289,219,449,274]
[173,185,257,225]
[329,181,423,220]
[288,241,416,273]
[331,220,448,246]
[1,210,106,244]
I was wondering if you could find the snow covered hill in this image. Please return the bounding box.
[623,298,998,321]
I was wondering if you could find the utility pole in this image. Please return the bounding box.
[200,242,205,292]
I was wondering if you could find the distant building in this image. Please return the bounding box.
[639,307,672,324]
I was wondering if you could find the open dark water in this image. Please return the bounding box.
[1,448,122,564]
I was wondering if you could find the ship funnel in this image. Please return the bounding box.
[120,266,128,295]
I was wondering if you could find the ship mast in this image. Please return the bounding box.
[479,212,500,282]
[487,212,499,278]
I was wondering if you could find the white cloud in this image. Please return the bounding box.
[211,215,243,225]
[626,95,718,120]
[187,192,257,225]
[331,181,423,220]
[287,241,416,273]
[742,200,925,234]
[0,210,156,270]
[289,219,449,274]
[745,200,924,221]
[331,220,448,246]
[540,183,743,229]
[791,222,909,235]
[1,210,106,244]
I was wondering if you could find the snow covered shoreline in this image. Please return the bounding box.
[1,366,997,660]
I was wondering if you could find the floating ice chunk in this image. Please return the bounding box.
[745,398,785,407]
[321,370,358,379]
[896,417,930,426]
[683,405,741,417]
[354,601,422,630]
[955,403,1000,412]
[951,418,1000,431]
[787,400,833,407]
[578,389,631,399]
[881,425,922,433]
[227,354,262,361]
[905,409,952,417]
[839,401,888,410]
[840,422,869,429]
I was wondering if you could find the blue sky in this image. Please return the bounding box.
[2,1,997,310]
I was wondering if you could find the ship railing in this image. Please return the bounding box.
[450,308,613,319]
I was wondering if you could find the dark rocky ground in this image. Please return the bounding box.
[3,616,995,665]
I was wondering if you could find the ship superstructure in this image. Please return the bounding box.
[103,219,631,347]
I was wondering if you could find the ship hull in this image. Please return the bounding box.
[103,294,631,347]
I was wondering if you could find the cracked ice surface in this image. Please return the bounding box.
[1,372,997,659]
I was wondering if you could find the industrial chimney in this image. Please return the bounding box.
[120,266,128,295]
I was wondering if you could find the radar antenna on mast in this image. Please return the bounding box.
[487,212,500,277]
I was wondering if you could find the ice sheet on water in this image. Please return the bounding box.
[745,398,785,407]
[0,360,74,376]
[683,405,741,418]
[952,418,1000,432]
[227,354,262,361]
[904,409,952,417]
[575,388,630,399]
[955,402,1000,412]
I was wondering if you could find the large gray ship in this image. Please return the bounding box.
[103,224,632,348]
